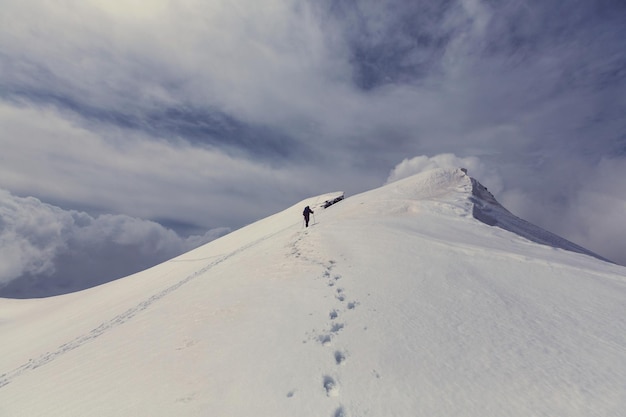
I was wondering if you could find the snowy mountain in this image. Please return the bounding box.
[1,168,625,417]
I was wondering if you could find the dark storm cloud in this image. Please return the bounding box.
[320,0,626,93]
[317,0,456,90]
[3,86,304,161]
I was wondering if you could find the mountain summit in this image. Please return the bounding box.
[1,168,625,417]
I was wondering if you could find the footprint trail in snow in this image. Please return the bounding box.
[292,228,365,417]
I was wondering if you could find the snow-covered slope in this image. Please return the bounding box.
[1,168,625,417]
[468,174,610,262]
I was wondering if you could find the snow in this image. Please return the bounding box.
[1,168,625,417]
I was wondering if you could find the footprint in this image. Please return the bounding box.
[347,301,359,310]
[333,406,346,417]
[329,310,339,320]
[175,339,198,350]
[175,393,196,403]
[334,350,346,365]
[318,334,332,346]
[330,323,344,333]
[323,376,339,397]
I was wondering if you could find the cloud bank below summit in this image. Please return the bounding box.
[0,189,228,297]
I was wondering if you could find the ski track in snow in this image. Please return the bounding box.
[0,225,294,389]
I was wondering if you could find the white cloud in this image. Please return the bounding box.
[0,102,319,228]
[0,191,65,281]
[0,188,228,296]
[0,0,345,126]
[386,153,503,194]
[532,158,626,265]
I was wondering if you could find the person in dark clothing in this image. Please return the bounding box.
[303,206,314,227]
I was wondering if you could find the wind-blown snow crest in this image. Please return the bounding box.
[469,175,610,262]
[378,167,608,261]
[0,168,624,417]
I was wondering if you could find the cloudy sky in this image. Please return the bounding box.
[1,0,625,296]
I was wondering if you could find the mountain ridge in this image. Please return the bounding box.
[0,167,610,299]
[1,167,624,417]
[467,172,610,262]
